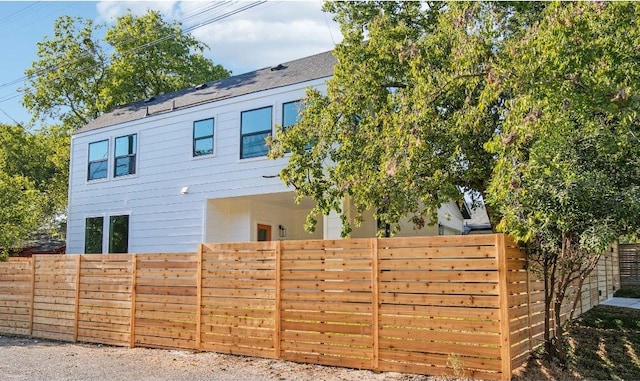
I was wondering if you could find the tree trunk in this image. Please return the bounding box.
[553,294,567,365]
[543,255,556,360]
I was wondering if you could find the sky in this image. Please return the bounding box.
[0,1,342,127]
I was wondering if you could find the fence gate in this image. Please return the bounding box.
[619,244,640,287]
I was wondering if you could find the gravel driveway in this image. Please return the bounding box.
[0,336,433,381]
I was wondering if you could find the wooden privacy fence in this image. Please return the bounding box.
[620,244,640,287]
[0,234,614,380]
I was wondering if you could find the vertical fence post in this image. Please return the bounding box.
[371,238,379,371]
[526,264,533,352]
[196,244,203,350]
[496,234,512,379]
[274,240,282,359]
[74,255,82,342]
[29,256,36,336]
[129,254,137,348]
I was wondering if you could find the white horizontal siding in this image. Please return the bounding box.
[67,79,328,254]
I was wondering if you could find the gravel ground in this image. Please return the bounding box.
[0,336,435,381]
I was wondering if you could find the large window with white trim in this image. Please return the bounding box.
[240,106,272,159]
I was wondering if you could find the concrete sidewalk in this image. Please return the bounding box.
[600,297,640,309]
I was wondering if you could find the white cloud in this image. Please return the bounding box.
[96,1,181,23]
[96,0,342,74]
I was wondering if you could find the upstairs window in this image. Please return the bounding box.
[283,100,312,150]
[241,106,272,159]
[114,134,137,177]
[282,100,302,129]
[193,118,214,156]
[87,140,108,181]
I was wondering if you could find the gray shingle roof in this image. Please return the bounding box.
[76,50,336,134]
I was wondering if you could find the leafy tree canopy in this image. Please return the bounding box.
[487,2,640,254]
[22,10,230,130]
[270,2,539,236]
[484,2,640,359]
[0,124,68,259]
[271,1,640,360]
[272,1,640,240]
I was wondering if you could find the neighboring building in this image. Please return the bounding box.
[8,231,66,257]
[463,202,494,235]
[66,50,465,254]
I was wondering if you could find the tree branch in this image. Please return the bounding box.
[428,71,488,103]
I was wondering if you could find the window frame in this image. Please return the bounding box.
[114,134,137,178]
[84,216,104,254]
[87,139,109,181]
[240,106,273,159]
[282,100,303,130]
[282,99,312,151]
[108,214,130,253]
[193,117,215,157]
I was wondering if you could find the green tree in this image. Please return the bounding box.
[22,10,230,130]
[103,10,229,110]
[271,1,640,362]
[270,2,505,236]
[485,2,640,361]
[0,124,68,259]
[22,16,106,131]
[0,172,42,260]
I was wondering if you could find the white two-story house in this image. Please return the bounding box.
[66,50,466,254]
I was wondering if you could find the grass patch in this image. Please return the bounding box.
[513,305,640,381]
[614,287,640,298]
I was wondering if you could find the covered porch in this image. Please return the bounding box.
[204,192,465,243]
[204,192,324,243]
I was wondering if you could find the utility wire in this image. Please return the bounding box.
[0,2,76,37]
[0,2,238,89]
[0,2,43,25]
[0,1,265,104]
[0,105,20,125]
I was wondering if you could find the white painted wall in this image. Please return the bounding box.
[205,197,322,243]
[336,200,464,239]
[67,76,466,254]
[393,203,465,237]
[67,79,328,253]
[323,211,343,240]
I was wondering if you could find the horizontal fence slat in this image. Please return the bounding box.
[0,234,615,380]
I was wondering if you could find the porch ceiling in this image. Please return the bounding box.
[224,192,316,210]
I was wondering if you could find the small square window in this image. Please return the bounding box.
[193,118,214,156]
[88,140,109,181]
[241,106,272,159]
[114,134,137,177]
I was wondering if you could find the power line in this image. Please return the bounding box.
[0,1,266,107]
[0,2,76,37]
[323,11,337,45]
[0,93,21,103]
[0,105,20,125]
[0,2,43,25]
[0,2,234,89]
